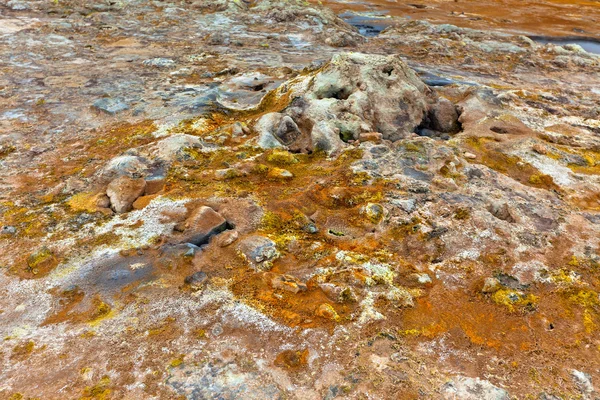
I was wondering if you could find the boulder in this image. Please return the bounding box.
[106,176,146,213]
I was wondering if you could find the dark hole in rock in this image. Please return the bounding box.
[329,88,352,100]
[382,66,394,76]
[252,83,265,91]
[549,323,554,330]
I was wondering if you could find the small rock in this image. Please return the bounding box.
[96,194,111,208]
[1,225,17,235]
[102,155,148,178]
[482,277,501,293]
[211,323,223,337]
[268,168,293,180]
[106,176,146,213]
[143,58,176,68]
[410,273,432,284]
[319,283,357,303]
[178,206,228,245]
[93,98,130,115]
[315,303,340,321]
[390,198,417,213]
[215,230,239,247]
[271,274,307,293]
[215,168,243,180]
[237,235,280,271]
[386,287,415,308]
[363,203,385,223]
[532,143,548,155]
[184,271,208,290]
[464,152,477,159]
[275,116,302,146]
[488,202,516,223]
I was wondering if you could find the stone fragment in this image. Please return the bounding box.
[215,230,239,247]
[106,176,146,213]
[267,168,293,180]
[237,235,280,271]
[275,116,302,145]
[315,303,340,321]
[271,274,307,293]
[488,202,516,223]
[532,143,548,155]
[464,152,477,159]
[143,58,175,68]
[93,98,129,115]
[96,194,111,208]
[184,271,208,291]
[482,277,502,293]
[363,203,385,223]
[390,198,417,213]
[178,206,228,245]
[1,226,17,235]
[319,283,357,303]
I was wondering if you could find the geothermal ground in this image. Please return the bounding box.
[1,0,600,399]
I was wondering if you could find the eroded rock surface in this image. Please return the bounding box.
[1,0,600,399]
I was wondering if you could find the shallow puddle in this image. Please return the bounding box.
[530,36,600,54]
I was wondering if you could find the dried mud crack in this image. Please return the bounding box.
[1,0,600,399]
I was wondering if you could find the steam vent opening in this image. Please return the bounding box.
[2,0,600,398]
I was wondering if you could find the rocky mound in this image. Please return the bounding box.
[254,52,461,154]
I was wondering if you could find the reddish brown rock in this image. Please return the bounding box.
[106,176,146,213]
[178,206,228,245]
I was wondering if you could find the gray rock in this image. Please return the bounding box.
[442,376,510,400]
[390,198,417,213]
[143,58,176,68]
[254,113,286,149]
[237,235,280,271]
[102,155,148,178]
[93,98,130,115]
[184,271,208,290]
[1,226,17,235]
